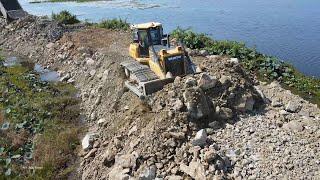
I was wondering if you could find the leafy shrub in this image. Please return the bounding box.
[52,10,80,25]
[94,19,130,31]
[171,28,320,105]
[171,28,212,49]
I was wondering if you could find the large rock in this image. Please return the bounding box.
[283,120,304,132]
[199,49,209,56]
[180,161,206,179]
[172,99,184,111]
[183,87,211,120]
[192,129,207,147]
[216,106,233,120]
[103,149,116,167]
[235,93,255,112]
[139,165,157,180]
[228,58,239,64]
[185,77,197,88]
[115,152,139,169]
[198,73,218,90]
[285,101,302,113]
[108,166,131,180]
[219,75,231,87]
[82,133,95,151]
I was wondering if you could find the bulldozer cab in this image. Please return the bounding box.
[131,22,165,57]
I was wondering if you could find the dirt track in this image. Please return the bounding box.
[1,16,320,179]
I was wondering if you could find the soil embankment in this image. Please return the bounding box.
[1,16,320,179]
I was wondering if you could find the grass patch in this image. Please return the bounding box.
[92,18,130,31]
[171,28,320,106]
[0,56,82,179]
[52,10,80,25]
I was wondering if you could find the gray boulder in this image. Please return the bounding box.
[139,165,157,180]
[198,73,218,90]
[285,101,302,113]
[192,129,207,147]
[183,87,211,120]
[81,133,95,151]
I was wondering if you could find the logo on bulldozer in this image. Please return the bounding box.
[168,56,182,61]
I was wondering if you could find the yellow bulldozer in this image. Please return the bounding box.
[121,22,200,98]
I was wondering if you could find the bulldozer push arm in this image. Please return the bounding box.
[0,0,28,22]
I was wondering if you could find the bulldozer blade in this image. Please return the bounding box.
[142,78,174,95]
[125,78,174,99]
[0,0,28,21]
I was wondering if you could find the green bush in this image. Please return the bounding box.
[52,10,80,25]
[171,28,212,49]
[94,19,130,31]
[171,28,320,105]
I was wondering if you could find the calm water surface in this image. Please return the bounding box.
[19,0,320,77]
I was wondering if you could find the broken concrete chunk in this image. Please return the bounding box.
[115,152,139,169]
[192,129,207,147]
[285,101,302,113]
[103,149,116,167]
[228,58,239,64]
[172,99,184,111]
[180,161,206,180]
[108,166,131,180]
[86,58,95,65]
[185,77,197,88]
[219,75,231,87]
[139,165,156,180]
[183,87,211,120]
[216,106,233,120]
[82,133,95,151]
[46,42,55,49]
[235,93,255,112]
[283,120,304,132]
[97,118,106,126]
[198,73,218,90]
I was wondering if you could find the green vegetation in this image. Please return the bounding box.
[52,10,80,25]
[93,18,130,31]
[171,28,320,105]
[0,56,82,179]
[51,10,130,31]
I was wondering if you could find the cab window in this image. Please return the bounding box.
[150,28,161,45]
[138,30,150,48]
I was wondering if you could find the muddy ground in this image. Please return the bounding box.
[1,16,320,179]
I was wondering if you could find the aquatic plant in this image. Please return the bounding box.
[0,56,81,179]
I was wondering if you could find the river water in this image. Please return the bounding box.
[19,0,320,77]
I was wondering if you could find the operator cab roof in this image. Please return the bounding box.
[131,22,162,30]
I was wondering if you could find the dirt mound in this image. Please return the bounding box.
[78,56,268,179]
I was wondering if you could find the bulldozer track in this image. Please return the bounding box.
[121,60,158,83]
